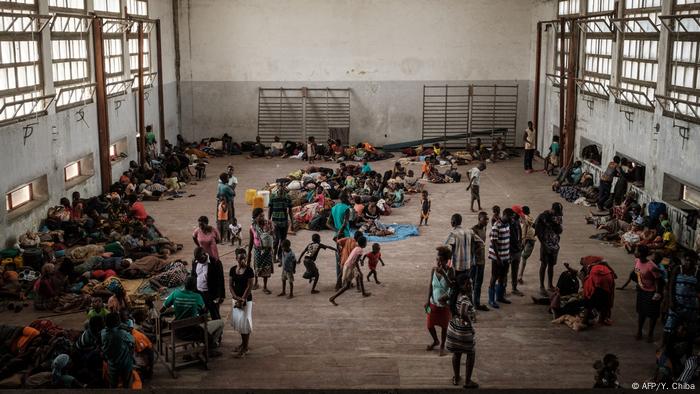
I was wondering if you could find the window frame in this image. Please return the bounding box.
[614,0,662,111]
[5,182,33,212]
[681,183,700,208]
[63,159,81,181]
[0,0,50,125]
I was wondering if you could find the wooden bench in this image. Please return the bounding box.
[156,314,209,378]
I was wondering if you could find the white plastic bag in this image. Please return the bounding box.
[230,301,253,334]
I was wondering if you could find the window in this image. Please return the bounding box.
[554,1,581,88]
[616,0,662,109]
[558,0,580,15]
[48,0,84,9]
[64,160,80,181]
[0,0,50,123]
[109,143,116,157]
[94,0,119,14]
[662,0,700,122]
[49,0,92,110]
[127,0,148,16]
[682,184,700,208]
[5,183,32,211]
[588,0,616,13]
[109,138,127,161]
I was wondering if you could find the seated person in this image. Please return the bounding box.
[160,276,224,356]
[270,136,284,157]
[249,136,267,158]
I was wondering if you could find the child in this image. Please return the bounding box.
[362,243,385,284]
[217,198,230,243]
[297,233,337,293]
[546,135,560,176]
[307,136,316,164]
[278,239,297,299]
[419,190,431,226]
[467,163,486,212]
[329,236,371,305]
[361,158,372,174]
[195,158,207,180]
[229,217,242,246]
[87,297,109,320]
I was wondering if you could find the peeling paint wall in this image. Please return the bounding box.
[177,0,539,144]
[0,0,179,247]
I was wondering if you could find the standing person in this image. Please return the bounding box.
[471,212,489,311]
[193,216,221,261]
[508,207,524,297]
[466,164,486,212]
[297,233,336,294]
[518,206,536,285]
[229,248,254,358]
[268,181,294,265]
[225,165,238,221]
[597,156,621,211]
[445,213,483,283]
[663,251,700,347]
[217,173,235,224]
[488,209,511,309]
[446,274,479,388]
[101,312,135,388]
[419,190,431,226]
[329,236,371,305]
[277,239,297,299]
[191,247,225,321]
[216,198,230,243]
[362,243,385,284]
[523,121,536,173]
[335,230,363,290]
[307,136,316,164]
[424,246,455,356]
[331,192,352,239]
[247,208,274,294]
[491,205,501,226]
[535,203,563,294]
[633,245,663,343]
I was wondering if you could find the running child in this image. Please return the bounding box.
[329,236,371,305]
[297,233,337,294]
[419,190,431,226]
[362,243,385,284]
[278,239,296,299]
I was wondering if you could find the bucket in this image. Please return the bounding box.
[245,189,257,205]
[252,196,265,210]
[257,190,270,207]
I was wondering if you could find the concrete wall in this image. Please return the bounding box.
[0,0,179,247]
[176,0,539,145]
[535,0,700,248]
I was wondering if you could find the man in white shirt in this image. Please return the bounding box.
[466,163,486,212]
[523,121,536,173]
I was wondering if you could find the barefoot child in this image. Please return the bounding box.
[467,163,486,212]
[329,236,371,305]
[278,239,296,299]
[362,243,385,284]
[419,190,431,226]
[297,233,336,293]
[229,217,242,246]
[217,198,230,243]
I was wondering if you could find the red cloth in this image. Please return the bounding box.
[583,263,616,308]
[129,202,148,222]
[365,251,382,271]
[427,304,451,329]
[103,269,117,279]
[512,205,524,218]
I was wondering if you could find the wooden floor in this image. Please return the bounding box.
[3,154,657,389]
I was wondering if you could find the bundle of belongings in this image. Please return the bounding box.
[401,137,515,165]
[259,161,422,237]
[242,136,394,162]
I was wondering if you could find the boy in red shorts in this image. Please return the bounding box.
[362,243,385,284]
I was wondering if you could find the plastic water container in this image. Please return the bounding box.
[245,189,257,205]
[257,190,270,207]
[252,196,265,210]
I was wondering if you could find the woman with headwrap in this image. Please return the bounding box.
[581,256,617,326]
[51,354,85,388]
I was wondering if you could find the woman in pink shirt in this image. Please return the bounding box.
[329,236,370,305]
[193,216,221,261]
[633,245,662,342]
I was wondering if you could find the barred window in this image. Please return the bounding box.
[587,0,616,14]
[0,0,49,123]
[615,0,662,109]
[558,0,580,16]
[48,0,84,9]
[127,0,148,16]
